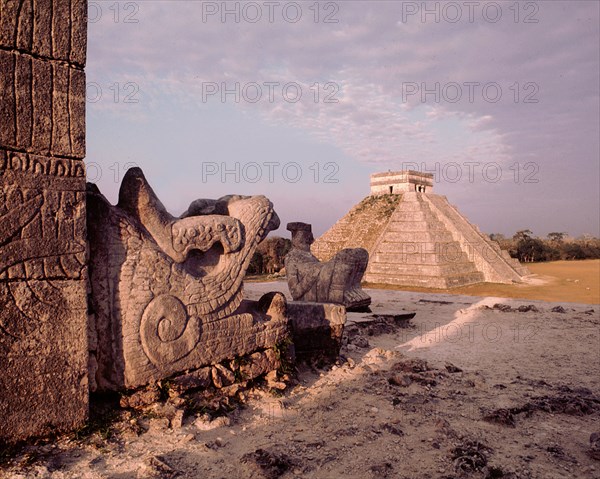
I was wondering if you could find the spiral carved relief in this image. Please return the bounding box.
[140,295,200,367]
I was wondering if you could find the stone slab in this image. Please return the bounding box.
[0,0,87,66]
[0,150,88,443]
[0,50,85,159]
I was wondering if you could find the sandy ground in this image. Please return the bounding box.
[1,283,599,479]
[362,260,600,305]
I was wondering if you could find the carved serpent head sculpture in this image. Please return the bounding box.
[87,168,286,390]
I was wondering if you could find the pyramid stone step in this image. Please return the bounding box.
[392,211,439,221]
[364,272,450,288]
[501,250,516,261]
[510,261,530,276]
[364,270,485,288]
[367,261,480,277]
[499,251,529,274]
[489,242,502,253]
[376,240,467,256]
[396,202,427,212]
[384,221,445,232]
[372,251,448,265]
[371,251,473,265]
[444,271,486,288]
[379,230,455,243]
[311,193,403,261]
[424,194,526,283]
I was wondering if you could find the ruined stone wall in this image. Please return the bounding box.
[0,0,88,442]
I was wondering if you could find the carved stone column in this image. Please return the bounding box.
[0,0,88,442]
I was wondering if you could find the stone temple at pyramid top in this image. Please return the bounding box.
[370,170,434,195]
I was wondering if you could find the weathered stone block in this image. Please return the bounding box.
[70,0,87,66]
[0,0,19,48]
[69,60,86,157]
[31,57,52,153]
[1,1,86,65]
[0,50,16,147]
[212,364,235,389]
[1,50,85,159]
[51,62,71,156]
[15,0,33,51]
[15,54,33,150]
[240,349,280,381]
[51,0,71,61]
[287,302,346,364]
[0,281,88,439]
[33,0,53,58]
[171,367,213,393]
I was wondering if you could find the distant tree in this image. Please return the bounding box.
[516,237,546,262]
[547,232,567,243]
[576,235,600,259]
[562,243,587,260]
[513,229,533,242]
[496,230,599,262]
[247,252,264,275]
[511,229,559,262]
[246,237,292,276]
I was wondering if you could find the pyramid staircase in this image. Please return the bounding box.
[314,191,529,289]
[424,194,530,279]
[364,192,486,287]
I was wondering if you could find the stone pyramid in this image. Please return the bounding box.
[312,171,529,288]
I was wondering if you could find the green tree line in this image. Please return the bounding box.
[489,231,600,263]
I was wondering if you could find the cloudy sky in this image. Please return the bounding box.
[86,0,599,238]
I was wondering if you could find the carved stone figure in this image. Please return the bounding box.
[87,168,289,390]
[284,222,371,311]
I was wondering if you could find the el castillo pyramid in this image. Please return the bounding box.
[312,171,529,288]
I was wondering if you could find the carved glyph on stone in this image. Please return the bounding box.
[284,222,371,311]
[87,168,289,390]
[0,153,88,442]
